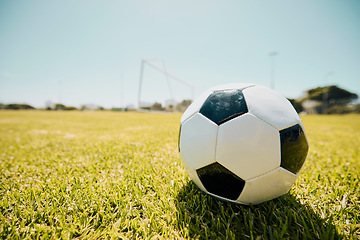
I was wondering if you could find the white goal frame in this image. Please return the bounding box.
[138,59,195,108]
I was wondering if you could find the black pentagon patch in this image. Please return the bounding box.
[199,90,248,125]
[196,162,245,201]
[280,124,309,174]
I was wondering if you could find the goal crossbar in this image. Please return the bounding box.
[138,59,195,108]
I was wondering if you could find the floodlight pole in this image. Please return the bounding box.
[269,52,278,90]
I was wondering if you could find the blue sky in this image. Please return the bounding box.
[0,0,359,108]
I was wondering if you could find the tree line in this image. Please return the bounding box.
[288,85,359,114]
[0,104,35,110]
[0,103,103,111]
[139,100,192,112]
[1,85,359,114]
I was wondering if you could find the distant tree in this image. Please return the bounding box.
[175,100,192,112]
[287,98,303,113]
[303,85,358,114]
[80,105,88,111]
[64,106,78,111]
[4,104,35,110]
[54,104,65,110]
[306,85,357,104]
[150,102,164,111]
[5,104,21,110]
[165,104,174,112]
[21,104,35,110]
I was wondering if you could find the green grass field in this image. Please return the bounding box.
[0,111,359,239]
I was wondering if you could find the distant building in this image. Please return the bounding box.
[302,100,320,114]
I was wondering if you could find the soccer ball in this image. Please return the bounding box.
[178,83,309,205]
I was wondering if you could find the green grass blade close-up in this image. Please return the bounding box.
[0,111,359,239]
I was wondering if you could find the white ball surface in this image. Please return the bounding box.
[179,83,309,205]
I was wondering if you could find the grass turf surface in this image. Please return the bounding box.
[0,111,359,239]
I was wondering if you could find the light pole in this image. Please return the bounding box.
[269,52,278,90]
[322,72,334,114]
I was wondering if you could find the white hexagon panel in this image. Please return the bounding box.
[237,167,297,205]
[179,113,218,170]
[216,113,281,180]
[243,85,300,130]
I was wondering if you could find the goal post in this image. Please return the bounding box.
[138,59,195,109]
